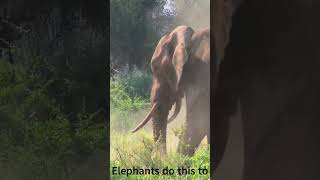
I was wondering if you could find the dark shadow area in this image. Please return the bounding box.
[215,106,243,180]
[0,1,108,180]
[213,1,320,180]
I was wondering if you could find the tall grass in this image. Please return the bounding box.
[110,131,210,180]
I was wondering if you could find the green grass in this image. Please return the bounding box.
[110,131,210,180]
[110,68,210,180]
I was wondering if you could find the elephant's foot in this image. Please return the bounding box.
[159,143,167,155]
[177,140,195,156]
[152,145,167,160]
[177,131,207,156]
[177,145,196,156]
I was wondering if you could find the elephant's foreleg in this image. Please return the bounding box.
[178,103,210,156]
[178,85,210,156]
[177,112,208,156]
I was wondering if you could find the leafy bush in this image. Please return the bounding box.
[110,67,152,131]
[75,111,107,154]
[0,59,106,180]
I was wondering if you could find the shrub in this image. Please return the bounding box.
[110,67,152,131]
[0,59,107,180]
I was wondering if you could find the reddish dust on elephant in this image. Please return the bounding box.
[131,25,210,156]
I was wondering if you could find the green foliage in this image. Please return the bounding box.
[110,68,151,131]
[0,59,106,180]
[117,68,152,99]
[75,111,106,154]
[0,61,26,88]
[1,4,110,179]
[110,0,166,67]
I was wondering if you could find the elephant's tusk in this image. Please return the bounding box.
[131,103,158,133]
[167,97,182,124]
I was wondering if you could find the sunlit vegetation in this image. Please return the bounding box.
[110,69,210,179]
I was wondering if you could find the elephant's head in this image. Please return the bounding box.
[131,26,194,154]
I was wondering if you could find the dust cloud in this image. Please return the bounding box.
[166,97,209,152]
[134,98,189,152]
[128,98,208,152]
[166,98,188,152]
[173,0,210,29]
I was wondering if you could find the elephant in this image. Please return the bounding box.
[213,0,320,180]
[131,25,210,156]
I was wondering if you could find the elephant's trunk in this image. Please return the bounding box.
[152,112,168,155]
[167,96,182,124]
[131,90,171,155]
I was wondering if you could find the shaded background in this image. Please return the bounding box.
[0,1,108,180]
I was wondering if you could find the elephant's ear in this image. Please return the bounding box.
[150,34,170,75]
[167,27,193,91]
[171,43,188,90]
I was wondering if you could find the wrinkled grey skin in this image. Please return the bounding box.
[132,26,210,156]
